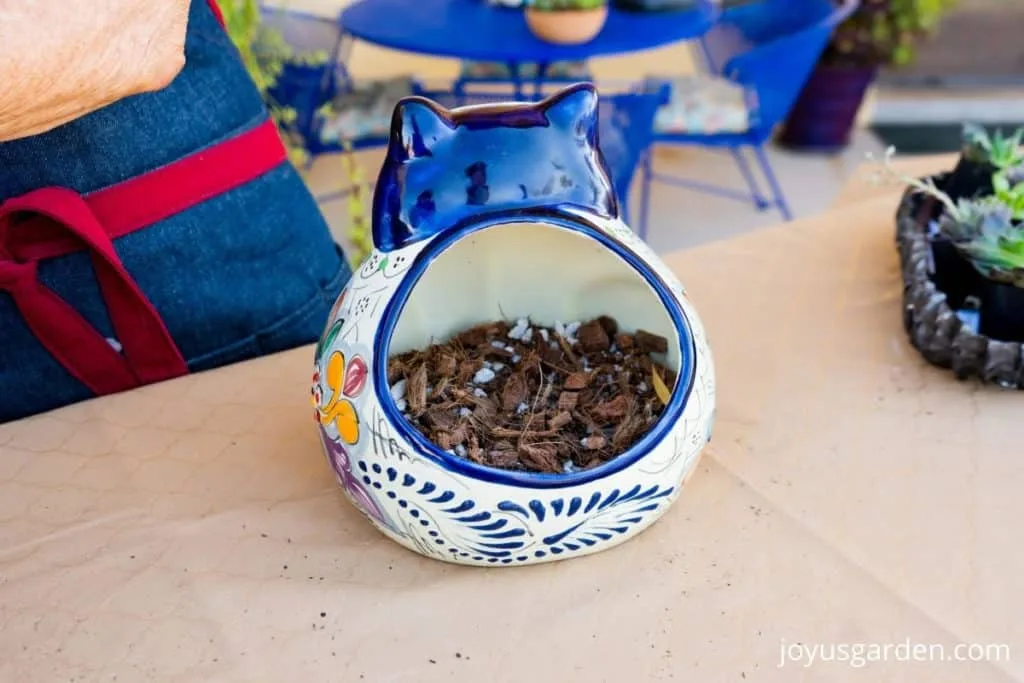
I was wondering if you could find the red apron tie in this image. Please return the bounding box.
[0,118,288,397]
[0,190,189,393]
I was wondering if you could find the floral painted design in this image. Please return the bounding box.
[312,318,396,532]
[318,425,396,533]
[312,344,368,445]
[316,295,346,361]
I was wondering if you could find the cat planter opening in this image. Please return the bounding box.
[312,84,715,566]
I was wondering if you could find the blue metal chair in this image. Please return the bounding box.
[258,7,350,151]
[637,0,858,238]
[259,5,418,160]
[416,85,667,226]
[452,59,595,102]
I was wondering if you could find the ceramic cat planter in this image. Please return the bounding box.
[312,83,715,566]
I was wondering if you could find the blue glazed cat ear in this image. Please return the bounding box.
[388,97,456,161]
[542,83,599,141]
[372,84,616,254]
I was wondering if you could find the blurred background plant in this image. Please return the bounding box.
[527,0,607,10]
[215,0,310,167]
[339,137,373,261]
[873,136,1024,286]
[779,0,958,152]
[824,0,958,68]
[215,0,373,265]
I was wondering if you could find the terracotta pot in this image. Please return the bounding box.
[525,6,608,45]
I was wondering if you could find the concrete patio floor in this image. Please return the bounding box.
[305,129,886,257]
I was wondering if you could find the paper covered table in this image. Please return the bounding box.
[2,157,1021,682]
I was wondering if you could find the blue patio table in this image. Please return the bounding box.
[340,0,718,99]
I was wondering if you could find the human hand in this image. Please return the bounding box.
[0,0,192,142]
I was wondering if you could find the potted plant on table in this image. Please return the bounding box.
[879,125,1024,385]
[525,0,609,45]
[778,0,957,153]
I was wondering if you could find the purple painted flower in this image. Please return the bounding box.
[319,426,394,532]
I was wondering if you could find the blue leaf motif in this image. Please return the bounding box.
[497,485,674,555]
[355,460,672,563]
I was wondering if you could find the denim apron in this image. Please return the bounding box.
[0,0,351,423]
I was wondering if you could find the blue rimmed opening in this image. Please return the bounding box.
[372,208,696,489]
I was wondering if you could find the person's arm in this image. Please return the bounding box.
[0,0,190,143]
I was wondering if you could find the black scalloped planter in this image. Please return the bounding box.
[930,237,981,310]
[896,179,1024,388]
[980,280,1024,343]
[942,155,996,202]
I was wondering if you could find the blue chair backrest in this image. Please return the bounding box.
[258,7,346,140]
[698,0,858,133]
[596,91,665,202]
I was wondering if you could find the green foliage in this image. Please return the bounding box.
[340,138,374,262]
[215,0,372,266]
[528,0,606,10]
[872,137,1024,286]
[215,0,310,166]
[962,123,1024,170]
[823,0,957,68]
[992,172,1024,220]
[951,195,1024,286]
[217,0,282,92]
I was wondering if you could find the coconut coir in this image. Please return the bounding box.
[386,316,677,474]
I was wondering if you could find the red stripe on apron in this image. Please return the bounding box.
[207,0,227,28]
[0,119,288,395]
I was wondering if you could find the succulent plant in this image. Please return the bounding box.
[992,171,1024,220]
[940,194,1024,286]
[955,220,1024,287]
[962,123,1024,170]
[528,0,606,10]
[937,196,1013,242]
[871,145,1024,286]
[1005,163,1024,186]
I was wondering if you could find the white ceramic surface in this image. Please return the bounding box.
[313,212,715,566]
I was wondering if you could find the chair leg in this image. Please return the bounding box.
[638,149,654,241]
[729,147,769,210]
[752,144,793,221]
